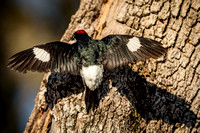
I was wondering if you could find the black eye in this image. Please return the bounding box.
[71,35,75,40]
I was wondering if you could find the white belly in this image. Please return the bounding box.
[80,65,104,91]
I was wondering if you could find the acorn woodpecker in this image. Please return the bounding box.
[8,30,166,91]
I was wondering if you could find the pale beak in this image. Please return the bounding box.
[68,35,77,44]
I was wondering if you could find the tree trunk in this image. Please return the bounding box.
[25,0,200,132]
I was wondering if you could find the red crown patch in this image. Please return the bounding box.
[76,30,86,34]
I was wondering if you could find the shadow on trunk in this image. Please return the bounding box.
[45,66,197,128]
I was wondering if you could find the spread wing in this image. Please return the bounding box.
[8,41,80,74]
[101,35,166,70]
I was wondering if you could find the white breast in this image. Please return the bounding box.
[80,65,104,91]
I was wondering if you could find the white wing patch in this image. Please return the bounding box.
[33,47,50,62]
[126,37,141,52]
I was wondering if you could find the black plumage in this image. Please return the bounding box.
[8,30,166,91]
[101,35,166,70]
[8,41,80,74]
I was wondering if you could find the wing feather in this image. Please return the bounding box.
[101,35,166,70]
[8,41,80,74]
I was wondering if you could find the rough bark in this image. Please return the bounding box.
[25,0,200,132]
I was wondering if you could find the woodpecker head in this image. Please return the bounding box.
[72,30,90,42]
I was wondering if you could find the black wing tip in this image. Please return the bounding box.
[138,37,167,58]
[7,65,27,73]
[7,63,50,74]
[7,59,28,73]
